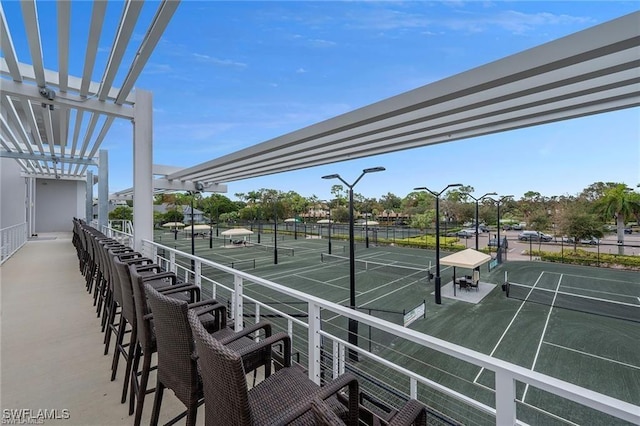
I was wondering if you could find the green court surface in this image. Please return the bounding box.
[154,230,640,425]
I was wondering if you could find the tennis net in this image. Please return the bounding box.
[247,242,295,256]
[320,253,428,280]
[506,282,640,323]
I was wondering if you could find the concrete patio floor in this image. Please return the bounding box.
[1,233,204,425]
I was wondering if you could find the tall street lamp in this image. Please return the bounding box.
[414,183,463,305]
[488,195,513,256]
[327,205,332,255]
[272,197,280,265]
[463,192,497,250]
[322,166,385,360]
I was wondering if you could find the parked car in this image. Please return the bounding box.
[624,228,632,234]
[564,236,599,245]
[518,230,553,242]
[488,238,499,247]
[456,229,478,238]
[579,237,600,245]
[511,223,525,230]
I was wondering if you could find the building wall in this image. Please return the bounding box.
[0,158,27,229]
[35,178,86,232]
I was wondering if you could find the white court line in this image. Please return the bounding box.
[523,274,563,402]
[560,284,640,302]
[325,268,427,322]
[543,341,640,371]
[544,270,640,285]
[473,271,546,384]
[293,273,364,293]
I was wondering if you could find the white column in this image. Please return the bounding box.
[86,171,93,222]
[132,89,153,253]
[495,369,516,425]
[26,177,35,236]
[308,302,321,385]
[98,150,109,230]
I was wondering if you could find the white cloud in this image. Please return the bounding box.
[296,68,307,74]
[192,53,247,68]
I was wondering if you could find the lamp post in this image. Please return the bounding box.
[216,204,219,237]
[487,195,513,256]
[463,192,497,250]
[365,209,370,248]
[209,213,213,249]
[327,207,332,255]
[323,166,385,360]
[272,198,279,265]
[414,183,463,305]
[188,192,199,274]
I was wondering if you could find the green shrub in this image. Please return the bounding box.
[528,249,640,270]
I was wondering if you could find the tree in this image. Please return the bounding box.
[332,206,349,223]
[579,182,620,202]
[330,185,347,207]
[164,209,184,223]
[595,184,640,254]
[561,213,603,251]
[410,211,436,231]
[401,191,432,215]
[380,192,402,210]
[529,212,552,250]
[109,205,133,221]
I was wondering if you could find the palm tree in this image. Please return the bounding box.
[596,184,640,255]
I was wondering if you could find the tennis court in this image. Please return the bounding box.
[154,229,640,425]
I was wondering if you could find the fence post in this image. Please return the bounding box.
[332,340,340,379]
[410,377,418,399]
[495,369,516,425]
[233,274,243,332]
[195,259,201,288]
[308,301,321,385]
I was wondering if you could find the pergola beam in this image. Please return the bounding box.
[0,151,98,166]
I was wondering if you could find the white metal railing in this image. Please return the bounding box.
[139,238,639,426]
[1,222,27,265]
[102,224,133,248]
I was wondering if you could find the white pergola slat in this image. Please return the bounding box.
[0,0,180,181]
[167,11,640,186]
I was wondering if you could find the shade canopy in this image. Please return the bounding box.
[221,228,254,236]
[284,218,301,223]
[317,219,333,224]
[184,224,210,232]
[440,249,491,269]
[162,222,185,228]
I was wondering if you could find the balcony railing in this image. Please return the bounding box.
[1,222,27,265]
[110,233,639,426]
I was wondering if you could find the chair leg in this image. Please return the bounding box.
[121,328,137,404]
[129,344,141,416]
[133,349,153,426]
[110,315,127,379]
[100,289,112,329]
[150,381,165,426]
[185,403,198,426]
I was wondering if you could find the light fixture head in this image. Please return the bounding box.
[322,174,340,180]
[363,166,385,174]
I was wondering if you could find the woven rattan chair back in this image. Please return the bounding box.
[144,284,200,407]
[187,309,253,426]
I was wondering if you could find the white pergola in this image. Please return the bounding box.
[167,11,640,185]
[1,2,638,251]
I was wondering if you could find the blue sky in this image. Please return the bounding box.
[6,1,639,201]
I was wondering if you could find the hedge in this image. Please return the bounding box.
[528,249,640,270]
